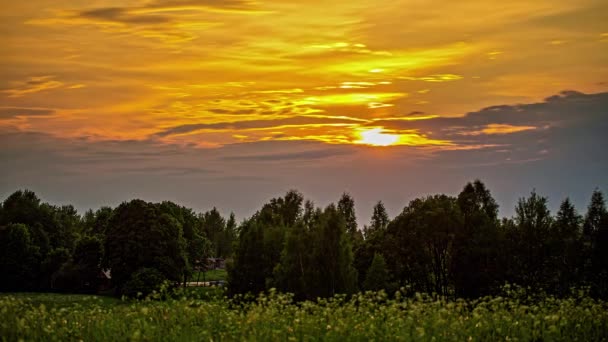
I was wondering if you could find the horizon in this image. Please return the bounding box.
[1,177,605,227]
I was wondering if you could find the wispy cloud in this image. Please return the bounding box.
[0,107,55,119]
[2,76,63,98]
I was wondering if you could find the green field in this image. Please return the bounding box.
[189,269,227,282]
[1,290,607,341]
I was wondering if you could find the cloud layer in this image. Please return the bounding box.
[1,90,606,224]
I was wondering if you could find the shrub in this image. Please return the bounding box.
[121,267,167,298]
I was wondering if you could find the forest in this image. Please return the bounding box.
[1,180,607,300]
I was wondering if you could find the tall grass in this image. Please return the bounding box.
[1,289,606,341]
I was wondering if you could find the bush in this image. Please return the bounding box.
[121,268,167,298]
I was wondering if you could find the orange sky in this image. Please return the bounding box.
[1,0,607,148]
[1,1,607,222]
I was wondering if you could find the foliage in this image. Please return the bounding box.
[2,184,608,301]
[1,291,607,341]
[363,253,389,291]
[0,223,40,291]
[452,180,502,298]
[384,195,462,296]
[121,268,168,298]
[106,200,188,294]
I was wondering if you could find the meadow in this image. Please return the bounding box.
[2,288,607,341]
[189,269,228,282]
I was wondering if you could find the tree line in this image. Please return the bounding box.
[1,181,607,299]
[0,191,236,296]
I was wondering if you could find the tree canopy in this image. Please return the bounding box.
[1,183,607,300]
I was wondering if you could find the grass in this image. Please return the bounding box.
[189,268,227,282]
[1,289,607,341]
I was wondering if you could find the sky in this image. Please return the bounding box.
[1,0,607,224]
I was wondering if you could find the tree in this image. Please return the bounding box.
[384,195,461,296]
[224,212,237,256]
[0,190,42,228]
[309,204,357,297]
[584,189,607,237]
[201,207,227,258]
[583,190,608,297]
[81,207,113,268]
[0,223,40,291]
[0,190,64,254]
[41,247,70,290]
[122,268,167,298]
[592,213,608,298]
[452,180,502,298]
[363,253,389,291]
[228,219,268,295]
[338,193,359,238]
[273,221,313,299]
[508,190,553,289]
[52,205,80,251]
[73,236,104,291]
[356,201,389,289]
[52,236,104,293]
[229,191,304,296]
[549,198,583,294]
[368,201,389,235]
[106,200,188,293]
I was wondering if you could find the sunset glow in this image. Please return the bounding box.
[1,0,606,150]
[1,0,607,221]
[357,128,399,146]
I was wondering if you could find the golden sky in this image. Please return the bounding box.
[1,1,608,222]
[2,0,607,148]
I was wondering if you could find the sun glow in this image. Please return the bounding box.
[357,128,399,146]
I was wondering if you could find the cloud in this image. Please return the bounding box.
[2,76,63,98]
[223,148,353,162]
[459,124,536,136]
[0,107,55,119]
[145,0,261,12]
[78,7,172,25]
[371,90,608,166]
[376,90,606,136]
[398,74,463,82]
[26,1,264,44]
[153,116,361,137]
[208,108,257,115]
[1,90,606,226]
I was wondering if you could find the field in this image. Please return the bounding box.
[189,269,228,282]
[1,289,607,341]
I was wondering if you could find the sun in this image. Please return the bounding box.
[356,128,399,146]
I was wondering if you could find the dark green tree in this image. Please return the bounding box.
[583,189,607,237]
[224,212,237,256]
[273,220,313,299]
[356,201,390,289]
[549,198,583,294]
[0,223,40,290]
[73,236,104,291]
[106,200,188,293]
[228,219,268,295]
[507,190,553,289]
[366,201,389,237]
[41,247,70,289]
[363,253,389,291]
[384,195,461,296]
[583,190,608,297]
[338,193,359,238]
[452,180,502,298]
[309,204,357,297]
[201,207,227,257]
